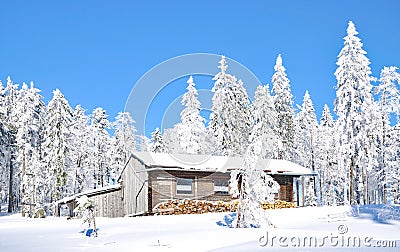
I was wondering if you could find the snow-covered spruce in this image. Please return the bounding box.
[150,128,168,153]
[176,76,206,154]
[271,54,295,161]
[293,91,319,206]
[73,195,97,237]
[251,84,280,160]
[334,21,376,205]
[209,55,252,156]
[43,89,74,203]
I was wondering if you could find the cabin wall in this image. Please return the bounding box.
[149,171,231,210]
[121,157,149,215]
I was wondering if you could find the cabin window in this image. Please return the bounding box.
[214,179,229,194]
[176,178,193,194]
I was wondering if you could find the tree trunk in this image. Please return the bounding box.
[349,157,354,205]
[7,158,13,213]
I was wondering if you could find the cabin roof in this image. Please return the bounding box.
[55,184,121,205]
[130,152,315,176]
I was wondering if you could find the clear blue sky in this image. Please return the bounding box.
[1,1,399,135]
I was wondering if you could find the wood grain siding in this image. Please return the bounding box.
[149,170,231,210]
[149,171,175,210]
[90,190,123,218]
[121,156,149,215]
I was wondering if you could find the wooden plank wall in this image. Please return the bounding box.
[90,190,124,218]
[121,157,148,215]
[149,171,231,210]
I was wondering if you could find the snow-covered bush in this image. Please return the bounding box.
[73,196,97,237]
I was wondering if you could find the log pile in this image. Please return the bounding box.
[153,199,232,215]
[262,200,296,210]
[153,199,295,215]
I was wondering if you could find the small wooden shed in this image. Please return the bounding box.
[54,184,123,218]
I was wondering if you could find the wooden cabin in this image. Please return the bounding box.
[56,152,315,217]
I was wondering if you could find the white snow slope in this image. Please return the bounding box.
[0,205,399,251]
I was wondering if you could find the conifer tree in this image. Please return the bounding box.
[271,54,295,160]
[177,76,206,154]
[209,56,251,156]
[334,21,375,204]
[43,89,73,202]
[150,128,168,153]
[251,84,279,159]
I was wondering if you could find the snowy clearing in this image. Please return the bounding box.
[0,205,399,251]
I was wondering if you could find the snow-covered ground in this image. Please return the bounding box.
[0,205,399,251]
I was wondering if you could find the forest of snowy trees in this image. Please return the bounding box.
[1,21,400,216]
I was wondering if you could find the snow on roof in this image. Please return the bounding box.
[131,152,315,176]
[55,184,121,205]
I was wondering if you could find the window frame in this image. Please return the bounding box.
[176,177,193,195]
[213,179,229,195]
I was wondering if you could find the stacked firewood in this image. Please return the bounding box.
[153,199,295,215]
[153,199,232,215]
[262,200,296,209]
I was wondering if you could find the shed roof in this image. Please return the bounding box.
[130,152,315,176]
[55,184,121,205]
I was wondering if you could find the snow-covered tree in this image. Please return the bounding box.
[374,66,400,203]
[251,84,279,159]
[318,105,342,206]
[110,112,136,181]
[43,89,74,202]
[0,80,8,205]
[334,21,376,205]
[89,108,112,189]
[136,135,151,152]
[70,105,91,193]
[271,54,295,160]
[163,126,181,153]
[15,82,45,216]
[230,126,279,228]
[150,128,168,153]
[293,91,319,204]
[3,77,20,212]
[177,76,206,154]
[209,56,252,156]
[294,91,318,169]
[73,195,97,237]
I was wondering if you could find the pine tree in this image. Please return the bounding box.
[318,105,342,205]
[271,54,295,160]
[150,128,168,153]
[334,21,375,205]
[4,77,19,212]
[177,76,206,154]
[15,82,45,216]
[209,56,251,156]
[43,89,73,202]
[163,126,181,153]
[0,80,9,205]
[70,105,91,193]
[137,135,151,152]
[375,66,400,203]
[111,111,136,181]
[89,107,112,188]
[294,91,319,205]
[251,84,279,159]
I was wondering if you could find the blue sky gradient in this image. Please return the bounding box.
[1,1,399,135]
